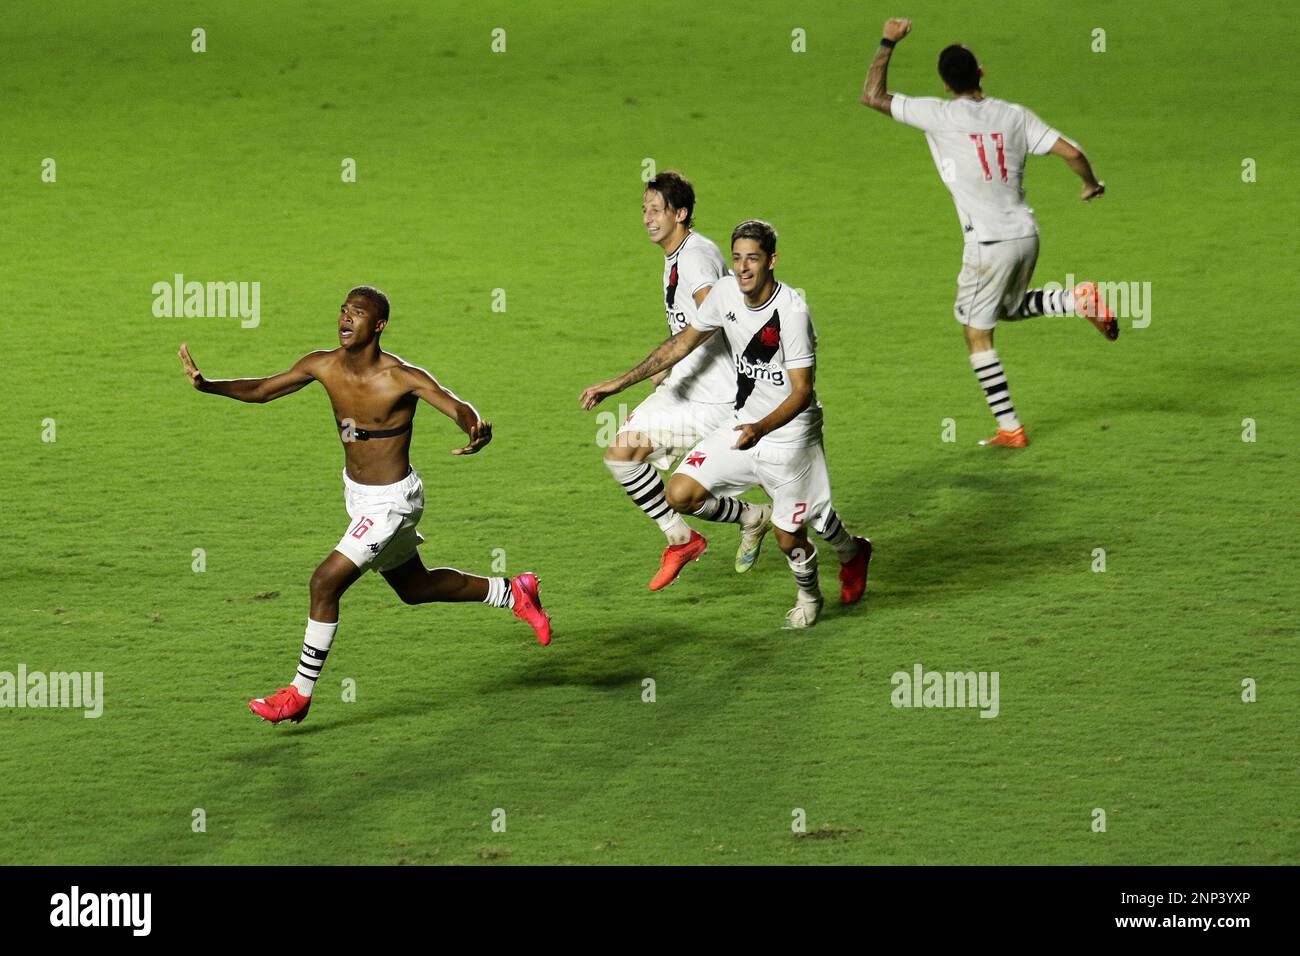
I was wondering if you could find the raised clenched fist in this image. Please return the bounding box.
[883,18,913,42]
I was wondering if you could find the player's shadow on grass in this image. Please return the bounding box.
[853,463,1073,608]
[478,621,715,693]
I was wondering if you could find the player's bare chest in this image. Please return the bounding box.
[318,369,410,423]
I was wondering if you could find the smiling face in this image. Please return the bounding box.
[731,238,777,301]
[338,294,386,349]
[643,189,688,249]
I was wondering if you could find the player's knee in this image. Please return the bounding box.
[396,588,422,606]
[603,449,638,478]
[309,566,344,601]
[604,434,651,464]
[665,478,703,514]
[604,441,635,463]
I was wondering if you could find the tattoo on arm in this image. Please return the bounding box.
[862,46,894,113]
[618,328,712,390]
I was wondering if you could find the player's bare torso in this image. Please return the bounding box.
[307,348,422,485]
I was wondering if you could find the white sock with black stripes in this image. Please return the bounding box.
[817,510,859,564]
[291,618,337,697]
[606,459,692,545]
[787,545,820,600]
[969,349,1022,431]
[1016,287,1074,318]
[692,495,752,525]
[482,577,516,610]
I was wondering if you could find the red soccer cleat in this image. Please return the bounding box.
[839,536,873,605]
[979,426,1029,448]
[511,571,552,645]
[249,685,311,724]
[1074,281,1119,341]
[649,530,708,591]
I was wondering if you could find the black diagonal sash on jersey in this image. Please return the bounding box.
[665,262,679,310]
[735,311,781,411]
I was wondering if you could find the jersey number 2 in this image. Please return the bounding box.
[970,133,1007,182]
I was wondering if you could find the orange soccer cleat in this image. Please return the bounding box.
[510,572,552,645]
[649,530,708,591]
[979,426,1029,448]
[839,537,873,605]
[1074,281,1119,341]
[249,685,312,724]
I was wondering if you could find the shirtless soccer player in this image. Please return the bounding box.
[861,18,1117,448]
[582,221,871,628]
[604,171,773,591]
[178,285,552,725]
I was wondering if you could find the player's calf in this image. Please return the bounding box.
[380,558,551,644]
[605,445,693,547]
[666,474,760,527]
[968,346,1023,438]
[1015,283,1118,340]
[775,528,824,629]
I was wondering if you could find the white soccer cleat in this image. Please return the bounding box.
[782,593,824,629]
[735,503,774,573]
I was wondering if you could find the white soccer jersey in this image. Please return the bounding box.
[690,276,823,447]
[890,94,1061,242]
[659,231,734,404]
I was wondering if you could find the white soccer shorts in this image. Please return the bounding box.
[334,467,425,573]
[954,235,1039,330]
[617,387,735,471]
[671,423,835,535]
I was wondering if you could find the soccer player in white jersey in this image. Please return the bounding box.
[861,18,1117,448]
[602,171,773,590]
[582,220,872,628]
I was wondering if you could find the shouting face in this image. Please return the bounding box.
[338,294,385,349]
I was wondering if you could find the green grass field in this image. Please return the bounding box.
[3,0,1297,865]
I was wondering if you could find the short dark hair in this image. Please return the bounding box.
[730,219,777,257]
[938,45,981,94]
[347,285,389,323]
[645,170,695,228]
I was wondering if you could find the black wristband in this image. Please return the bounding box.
[880,37,896,49]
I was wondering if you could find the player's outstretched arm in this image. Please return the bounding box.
[178,344,320,403]
[731,367,815,450]
[579,326,716,410]
[861,17,912,114]
[404,364,492,455]
[1048,136,1105,201]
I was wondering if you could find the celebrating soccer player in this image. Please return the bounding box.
[599,171,773,590]
[860,18,1117,448]
[581,221,871,628]
[178,286,551,725]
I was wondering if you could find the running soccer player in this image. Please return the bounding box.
[178,286,551,725]
[861,18,1117,448]
[581,221,871,628]
[603,171,772,590]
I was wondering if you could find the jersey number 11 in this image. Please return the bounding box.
[970,133,1007,182]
